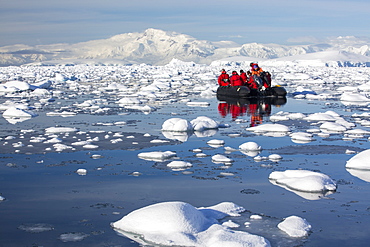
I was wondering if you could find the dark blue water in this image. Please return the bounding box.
[1,96,370,246]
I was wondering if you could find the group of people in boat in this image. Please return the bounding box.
[218,63,272,91]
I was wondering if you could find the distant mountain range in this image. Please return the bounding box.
[1,28,370,67]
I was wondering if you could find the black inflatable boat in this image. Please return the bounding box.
[216,85,287,98]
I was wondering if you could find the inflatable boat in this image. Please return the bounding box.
[216,85,287,98]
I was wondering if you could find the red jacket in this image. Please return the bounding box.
[218,71,230,86]
[230,72,243,86]
[240,72,248,84]
[246,76,259,90]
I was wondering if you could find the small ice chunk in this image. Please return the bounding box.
[250,215,263,220]
[76,169,87,175]
[167,161,193,168]
[162,118,192,132]
[320,122,347,132]
[246,123,290,133]
[186,101,210,107]
[207,139,225,145]
[278,215,311,237]
[268,154,282,161]
[212,154,233,163]
[290,132,314,142]
[269,170,337,192]
[138,151,177,161]
[191,116,219,131]
[239,141,261,151]
[45,127,78,133]
[82,144,99,149]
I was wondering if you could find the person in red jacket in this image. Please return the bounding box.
[245,71,259,90]
[230,71,243,86]
[240,70,248,84]
[218,69,230,86]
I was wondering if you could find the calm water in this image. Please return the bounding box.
[1,95,370,247]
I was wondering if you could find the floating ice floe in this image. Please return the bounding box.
[138,151,177,161]
[269,154,282,162]
[76,169,87,175]
[346,149,370,170]
[303,112,338,122]
[290,132,314,143]
[239,141,261,151]
[186,101,210,107]
[2,107,38,124]
[162,118,193,132]
[340,92,370,106]
[269,170,337,200]
[319,122,347,133]
[277,216,311,238]
[46,111,77,117]
[191,116,219,131]
[45,127,78,133]
[167,161,193,169]
[53,143,75,152]
[111,201,270,247]
[246,123,290,137]
[207,139,225,148]
[212,154,233,164]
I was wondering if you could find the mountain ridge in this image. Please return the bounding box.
[1,28,370,66]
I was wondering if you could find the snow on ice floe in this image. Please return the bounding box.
[320,122,347,133]
[167,161,193,170]
[207,139,225,148]
[290,132,314,143]
[45,127,78,133]
[76,168,87,175]
[346,149,370,171]
[269,112,306,122]
[2,107,38,124]
[212,154,233,164]
[162,118,193,132]
[303,111,338,122]
[186,101,210,107]
[239,141,261,151]
[269,170,337,200]
[138,151,177,161]
[277,216,311,238]
[161,117,220,141]
[111,201,271,247]
[246,123,290,136]
[340,92,370,106]
[191,116,219,131]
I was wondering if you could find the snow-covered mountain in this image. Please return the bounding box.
[1,28,370,66]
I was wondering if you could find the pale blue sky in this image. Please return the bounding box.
[1,0,369,46]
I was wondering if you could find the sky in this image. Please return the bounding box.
[1,0,370,47]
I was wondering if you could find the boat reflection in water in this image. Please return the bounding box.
[217,95,287,126]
